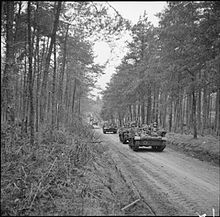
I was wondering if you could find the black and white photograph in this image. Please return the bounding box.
[1,1,219,216]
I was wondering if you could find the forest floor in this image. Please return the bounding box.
[1,121,150,216]
[166,133,219,166]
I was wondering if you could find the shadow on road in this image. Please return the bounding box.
[133,147,167,153]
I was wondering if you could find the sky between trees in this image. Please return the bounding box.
[91,1,168,98]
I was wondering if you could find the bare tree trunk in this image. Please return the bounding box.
[35,4,40,132]
[22,48,28,133]
[197,90,201,134]
[192,89,197,139]
[27,1,34,145]
[51,37,57,130]
[129,104,132,121]
[72,78,77,115]
[208,94,212,134]
[40,1,62,123]
[215,57,220,135]
[146,86,151,125]
[155,87,159,124]
[161,92,168,129]
[186,94,192,132]
[78,96,81,115]
[141,100,145,124]
[202,86,208,133]
[1,1,15,123]
[173,99,178,132]
[169,97,173,132]
[133,103,136,121]
[64,65,71,123]
[38,38,47,125]
[57,23,69,128]
[216,87,220,136]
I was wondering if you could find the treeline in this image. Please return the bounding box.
[1,1,129,145]
[101,1,220,138]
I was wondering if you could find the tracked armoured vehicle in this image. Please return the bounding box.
[102,122,117,134]
[128,122,167,152]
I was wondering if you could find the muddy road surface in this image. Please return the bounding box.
[94,128,219,216]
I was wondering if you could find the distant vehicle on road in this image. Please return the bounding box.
[103,122,117,134]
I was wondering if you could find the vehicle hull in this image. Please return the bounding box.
[129,136,166,151]
[103,128,117,134]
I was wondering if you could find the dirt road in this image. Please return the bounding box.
[95,128,219,216]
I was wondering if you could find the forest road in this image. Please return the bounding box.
[94,128,219,216]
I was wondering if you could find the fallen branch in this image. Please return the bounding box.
[121,198,141,211]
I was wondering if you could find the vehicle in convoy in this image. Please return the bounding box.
[118,123,131,144]
[119,122,167,152]
[129,122,167,151]
[102,122,117,134]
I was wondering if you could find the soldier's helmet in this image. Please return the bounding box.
[130,121,137,127]
[153,122,157,127]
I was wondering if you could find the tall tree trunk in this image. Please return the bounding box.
[1,1,15,123]
[78,96,81,115]
[71,78,77,119]
[192,89,197,139]
[64,65,71,123]
[155,87,159,124]
[215,57,220,135]
[57,23,69,128]
[186,94,192,132]
[27,1,34,145]
[133,103,136,121]
[40,1,62,123]
[169,97,173,132]
[141,100,145,124]
[202,86,208,133]
[146,86,151,125]
[162,92,168,129]
[22,48,28,133]
[35,5,40,132]
[197,90,201,134]
[208,94,212,134]
[138,99,141,125]
[173,99,178,132]
[216,86,220,136]
[51,37,57,130]
[39,38,46,124]
[129,104,132,121]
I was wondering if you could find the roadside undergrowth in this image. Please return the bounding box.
[1,118,134,216]
[166,133,219,166]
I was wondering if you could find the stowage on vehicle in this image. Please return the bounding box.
[118,123,131,144]
[102,122,117,134]
[119,122,167,152]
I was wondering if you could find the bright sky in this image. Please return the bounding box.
[91,1,167,99]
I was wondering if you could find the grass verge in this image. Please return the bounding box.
[166,133,219,166]
[1,119,149,216]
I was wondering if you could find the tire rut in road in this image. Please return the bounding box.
[107,137,211,215]
[112,148,183,215]
[113,163,156,216]
[97,131,219,216]
[129,149,219,216]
